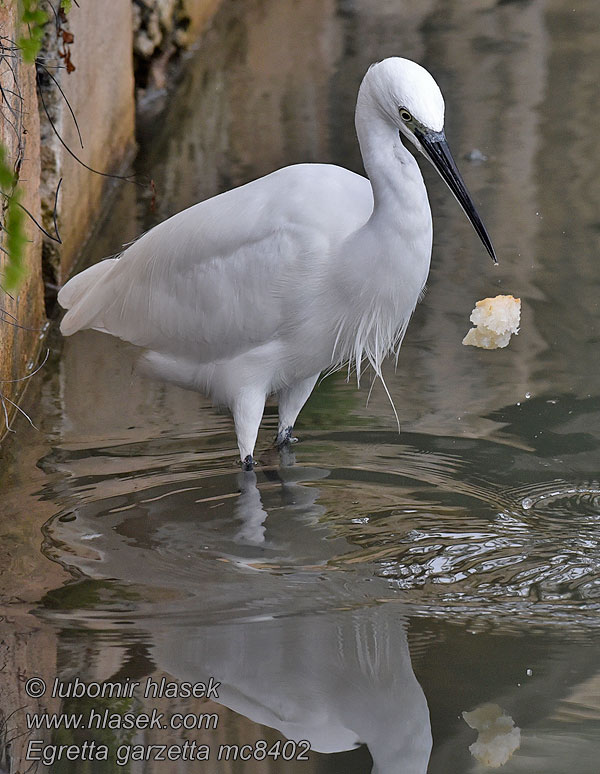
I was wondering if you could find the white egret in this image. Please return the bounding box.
[58,57,496,470]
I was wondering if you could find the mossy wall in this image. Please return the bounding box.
[0,5,44,430]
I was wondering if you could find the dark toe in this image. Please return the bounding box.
[241,455,255,471]
[275,426,297,448]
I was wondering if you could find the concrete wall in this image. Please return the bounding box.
[0,0,223,438]
[39,0,137,285]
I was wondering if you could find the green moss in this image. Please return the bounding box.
[0,145,27,293]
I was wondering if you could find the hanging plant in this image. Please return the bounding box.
[17,0,49,63]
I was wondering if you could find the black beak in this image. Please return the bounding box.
[415,128,497,263]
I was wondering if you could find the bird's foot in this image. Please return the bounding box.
[275,426,298,448]
[241,455,255,472]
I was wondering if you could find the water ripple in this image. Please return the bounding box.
[39,432,600,629]
[331,478,600,609]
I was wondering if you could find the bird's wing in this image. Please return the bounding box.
[59,164,372,364]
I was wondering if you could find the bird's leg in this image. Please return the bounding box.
[275,426,297,447]
[233,388,266,470]
[276,373,320,448]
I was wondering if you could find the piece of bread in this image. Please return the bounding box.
[462,295,521,349]
[463,703,521,767]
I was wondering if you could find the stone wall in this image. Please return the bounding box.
[0,6,44,430]
[0,0,223,438]
[133,0,222,91]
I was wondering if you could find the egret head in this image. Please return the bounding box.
[363,57,497,263]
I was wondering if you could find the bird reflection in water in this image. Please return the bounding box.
[232,471,269,545]
[232,453,327,546]
[44,464,432,773]
[151,606,432,774]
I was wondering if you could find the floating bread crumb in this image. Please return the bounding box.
[463,295,521,349]
[463,703,521,768]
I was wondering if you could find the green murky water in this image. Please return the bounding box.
[2,0,600,771]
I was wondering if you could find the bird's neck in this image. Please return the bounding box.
[355,93,424,215]
[322,97,433,380]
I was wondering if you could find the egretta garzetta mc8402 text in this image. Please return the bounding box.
[59,57,496,470]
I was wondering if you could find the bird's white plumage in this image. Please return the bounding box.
[59,58,449,464]
[61,164,372,363]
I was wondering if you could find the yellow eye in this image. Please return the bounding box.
[399,109,412,122]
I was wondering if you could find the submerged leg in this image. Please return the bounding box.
[233,388,267,470]
[276,373,320,447]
